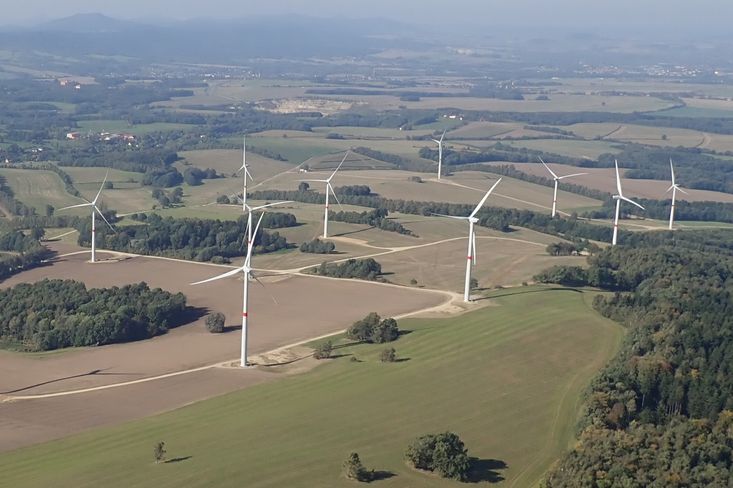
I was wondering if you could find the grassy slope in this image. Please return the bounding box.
[0,288,623,488]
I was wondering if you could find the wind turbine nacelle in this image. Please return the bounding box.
[468,217,479,224]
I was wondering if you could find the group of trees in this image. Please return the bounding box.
[539,231,733,486]
[346,312,399,344]
[79,214,292,262]
[299,238,335,254]
[0,279,187,351]
[330,208,416,236]
[311,258,382,281]
[0,229,54,282]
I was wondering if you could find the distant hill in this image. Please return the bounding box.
[0,14,419,64]
[39,13,146,33]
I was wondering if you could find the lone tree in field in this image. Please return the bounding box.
[405,432,471,480]
[313,340,333,360]
[205,312,226,333]
[380,347,397,363]
[343,452,370,482]
[153,441,167,464]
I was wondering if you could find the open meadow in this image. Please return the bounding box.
[0,287,623,488]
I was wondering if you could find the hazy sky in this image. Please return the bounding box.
[6,0,733,34]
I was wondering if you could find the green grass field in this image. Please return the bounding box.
[0,288,623,488]
[0,168,81,213]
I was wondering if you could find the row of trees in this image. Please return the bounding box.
[249,188,626,243]
[0,279,187,351]
[78,214,292,262]
[539,230,733,486]
[346,312,399,344]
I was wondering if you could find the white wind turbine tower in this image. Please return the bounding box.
[539,157,588,217]
[611,160,645,246]
[667,159,687,230]
[434,178,502,302]
[192,213,265,368]
[301,151,349,239]
[238,135,254,211]
[59,172,115,263]
[432,130,446,180]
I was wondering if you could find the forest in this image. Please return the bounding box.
[0,229,53,282]
[80,214,292,262]
[0,279,188,351]
[538,231,733,486]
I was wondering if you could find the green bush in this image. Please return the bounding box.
[205,312,225,333]
[313,340,333,360]
[405,432,471,481]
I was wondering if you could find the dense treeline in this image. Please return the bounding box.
[249,188,627,243]
[80,214,292,262]
[586,196,733,223]
[0,229,54,282]
[465,163,609,201]
[539,231,733,486]
[310,258,383,280]
[330,208,416,236]
[419,142,584,168]
[0,279,187,351]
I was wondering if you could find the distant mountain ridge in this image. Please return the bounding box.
[39,13,148,33]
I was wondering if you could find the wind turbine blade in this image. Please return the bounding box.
[677,186,689,195]
[252,275,278,304]
[469,178,502,218]
[327,151,349,181]
[300,179,328,183]
[620,196,645,210]
[431,213,469,220]
[666,185,675,193]
[439,129,446,143]
[557,172,589,180]
[246,213,265,263]
[328,183,344,211]
[614,160,624,197]
[190,266,243,286]
[93,171,109,204]
[431,139,440,144]
[244,166,254,181]
[249,201,293,212]
[538,157,558,179]
[94,206,116,232]
[58,201,92,211]
[670,158,675,186]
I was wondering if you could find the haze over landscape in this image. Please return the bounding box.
[0,2,732,487]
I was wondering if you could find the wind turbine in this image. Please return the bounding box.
[434,178,502,302]
[611,160,644,246]
[59,172,115,263]
[667,159,687,230]
[539,157,588,217]
[243,201,292,247]
[238,135,254,211]
[301,151,348,238]
[432,130,446,180]
[192,213,265,368]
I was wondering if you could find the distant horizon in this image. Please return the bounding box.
[4,1,733,41]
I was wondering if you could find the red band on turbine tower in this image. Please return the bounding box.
[242,312,248,318]
[467,256,473,260]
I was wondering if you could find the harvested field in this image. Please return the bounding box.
[0,244,446,397]
[510,162,733,203]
